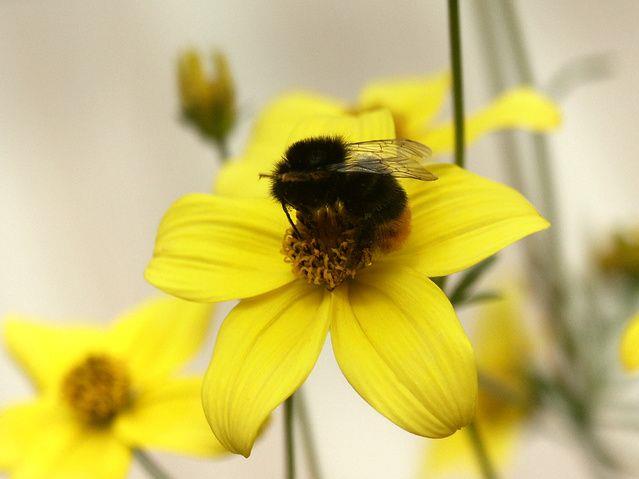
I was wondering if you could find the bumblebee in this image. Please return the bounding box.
[262,135,436,262]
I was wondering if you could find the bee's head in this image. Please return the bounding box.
[260,136,347,211]
[283,136,347,171]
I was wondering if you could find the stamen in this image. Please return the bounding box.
[281,207,372,290]
[62,354,132,426]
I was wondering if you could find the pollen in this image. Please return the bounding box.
[62,354,132,426]
[282,206,372,290]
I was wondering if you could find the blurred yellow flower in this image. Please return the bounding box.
[145,109,549,457]
[0,297,224,479]
[598,228,639,280]
[421,291,535,478]
[215,71,560,197]
[620,313,639,371]
[178,49,236,148]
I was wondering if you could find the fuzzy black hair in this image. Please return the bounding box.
[283,136,348,170]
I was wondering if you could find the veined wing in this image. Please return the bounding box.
[329,139,437,181]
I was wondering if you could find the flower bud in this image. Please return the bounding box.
[178,49,236,150]
[598,228,639,280]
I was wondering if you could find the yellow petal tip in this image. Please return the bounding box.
[620,314,639,371]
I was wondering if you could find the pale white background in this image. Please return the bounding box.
[1,1,638,478]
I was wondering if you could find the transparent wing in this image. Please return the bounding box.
[329,139,437,181]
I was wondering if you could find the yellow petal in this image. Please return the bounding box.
[391,164,549,277]
[202,281,330,456]
[358,72,450,137]
[243,92,346,162]
[108,297,213,388]
[215,160,272,198]
[215,92,348,197]
[215,109,396,198]
[114,377,226,457]
[0,400,59,469]
[145,194,294,302]
[13,423,130,479]
[330,264,477,438]
[423,87,561,153]
[421,419,522,478]
[3,317,105,391]
[474,290,529,386]
[286,108,395,146]
[621,313,639,371]
[471,289,533,424]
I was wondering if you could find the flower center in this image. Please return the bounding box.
[62,354,132,426]
[282,206,372,291]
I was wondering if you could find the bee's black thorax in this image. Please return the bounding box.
[271,136,407,226]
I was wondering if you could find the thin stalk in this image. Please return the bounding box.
[472,0,526,194]
[284,396,296,479]
[134,450,172,479]
[448,255,497,305]
[214,137,230,161]
[479,371,524,405]
[498,0,579,364]
[466,422,499,479]
[296,389,324,479]
[447,0,466,168]
[432,275,448,292]
[472,0,552,296]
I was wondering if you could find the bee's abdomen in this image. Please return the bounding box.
[374,206,412,253]
[338,174,411,253]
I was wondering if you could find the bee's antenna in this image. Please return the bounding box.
[258,173,273,179]
[281,202,301,238]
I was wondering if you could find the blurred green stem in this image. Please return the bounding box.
[215,138,230,161]
[284,395,296,479]
[467,422,499,479]
[448,256,497,305]
[473,0,526,194]
[296,389,324,479]
[447,0,465,168]
[497,0,578,363]
[134,450,172,479]
[479,371,524,405]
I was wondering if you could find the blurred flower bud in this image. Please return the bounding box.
[178,49,236,152]
[598,228,639,280]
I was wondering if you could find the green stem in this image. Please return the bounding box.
[448,255,497,305]
[295,389,323,479]
[473,0,527,194]
[498,0,578,364]
[214,137,230,161]
[472,0,551,306]
[479,371,524,405]
[431,275,448,292]
[134,450,172,479]
[447,0,465,168]
[284,395,296,479]
[466,422,499,479]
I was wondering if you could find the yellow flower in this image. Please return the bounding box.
[215,71,560,197]
[145,108,549,457]
[421,290,534,478]
[620,313,639,371]
[0,298,225,478]
[178,49,236,145]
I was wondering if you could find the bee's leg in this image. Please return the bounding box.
[281,202,302,238]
